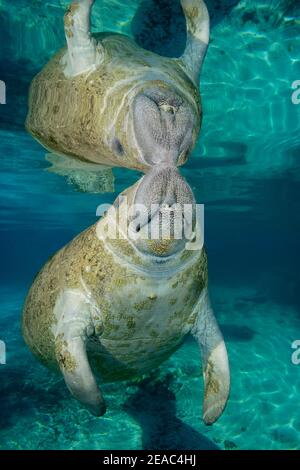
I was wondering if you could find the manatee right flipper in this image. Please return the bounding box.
[180,0,210,82]
[63,0,104,77]
[46,153,115,193]
[192,288,230,425]
[54,289,106,416]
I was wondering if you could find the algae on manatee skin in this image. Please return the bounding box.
[204,360,220,400]
[185,7,200,36]
[133,297,157,312]
[55,333,77,373]
[126,316,136,331]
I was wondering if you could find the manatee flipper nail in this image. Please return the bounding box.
[54,290,106,416]
[192,289,230,425]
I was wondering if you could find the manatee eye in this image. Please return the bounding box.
[112,138,124,157]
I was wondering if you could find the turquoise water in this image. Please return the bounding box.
[0,0,300,450]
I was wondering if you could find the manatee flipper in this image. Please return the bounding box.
[180,0,210,82]
[46,153,115,193]
[54,290,106,416]
[192,288,230,425]
[63,0,104,77]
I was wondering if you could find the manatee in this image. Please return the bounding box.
[22,165,230,425]
[25,0,210,190]
[45,153,115,194]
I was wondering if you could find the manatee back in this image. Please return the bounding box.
[22,251,64,370]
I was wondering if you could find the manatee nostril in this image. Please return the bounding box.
[160,104,177,115]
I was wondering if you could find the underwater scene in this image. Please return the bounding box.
[0,0,300,451]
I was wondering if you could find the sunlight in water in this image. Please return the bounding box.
[0,0,299,450]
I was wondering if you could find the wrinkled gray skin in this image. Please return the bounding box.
[133,87,196,167]
[132,165,196,256]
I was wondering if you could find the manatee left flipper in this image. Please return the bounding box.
[46,153,115,194]
[54,289,106,416]
[191,288,230,425]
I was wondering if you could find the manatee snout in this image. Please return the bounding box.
[135,165,195,208]
[133,86,196,167]
[130,166,196,257]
